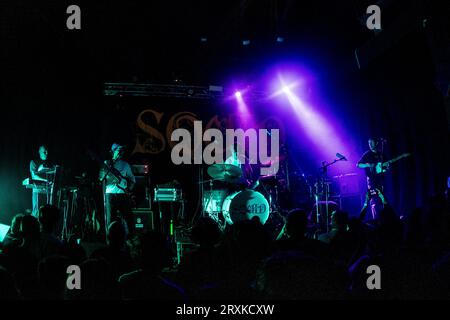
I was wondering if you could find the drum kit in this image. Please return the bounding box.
[198,152,358,235]
[201,163,273,231]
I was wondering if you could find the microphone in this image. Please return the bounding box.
[336,153,347,161]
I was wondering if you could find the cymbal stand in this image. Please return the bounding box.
[314,181,320,225]
[283,145,291,193]
[190,166,204,226]
[209,179,214,213]
[49,165,61,206]
[99,165,112,242]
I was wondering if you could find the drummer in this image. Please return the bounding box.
[224,142,259,190]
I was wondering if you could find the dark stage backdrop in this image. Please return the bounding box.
[350,31,450,217]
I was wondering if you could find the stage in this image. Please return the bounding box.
[0,0,449,302]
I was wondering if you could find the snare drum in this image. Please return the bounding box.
[222,190,270,226]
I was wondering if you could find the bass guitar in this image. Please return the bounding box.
[374,153,411,174]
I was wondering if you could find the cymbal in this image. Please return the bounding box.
[207,164,242,182]
[260,155,286,166]
[332,173,358,179]
[259,174,278,180]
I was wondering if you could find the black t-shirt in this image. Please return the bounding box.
[358,150,385,190]
[30,158,53,180]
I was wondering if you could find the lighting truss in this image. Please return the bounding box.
[103,83,267,101]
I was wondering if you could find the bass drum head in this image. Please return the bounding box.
[222,190,270,226]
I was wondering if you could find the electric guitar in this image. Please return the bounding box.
[104,165,131,193]
[87,149,133,194]
[374,153,411,174]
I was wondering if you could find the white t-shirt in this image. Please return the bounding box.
[104,160,135,194]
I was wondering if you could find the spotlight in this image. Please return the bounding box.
[242,40,250,46]
[276,37,284,43]
[282,86,290,93]
[235,91,242,98]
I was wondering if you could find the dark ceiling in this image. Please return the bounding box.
[0,0,448,96]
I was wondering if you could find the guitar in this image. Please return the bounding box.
[103,163,131,192]
[374,153,411,174]
[87,149,133,194]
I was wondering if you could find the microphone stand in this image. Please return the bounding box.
[318,157,346,233]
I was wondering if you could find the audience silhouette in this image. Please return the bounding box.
[0,195,449,300]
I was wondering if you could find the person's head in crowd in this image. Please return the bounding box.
[20,215,41,243]
[190,217,222,248]
[38,205,60,234]
[38,255,71,299]
[228,219,270,260]
[65,258,118,300]
[379,204,399,227]
[10,214,25,237]
[107,220,128,249]
[331,210,349,231]
[285,209,308,239]
[129,231,172,274]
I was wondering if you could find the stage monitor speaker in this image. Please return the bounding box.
[132,208,153,233]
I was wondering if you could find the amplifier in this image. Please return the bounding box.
[154,187,182,202]
[131,164,150,176]
[333,173,361,196]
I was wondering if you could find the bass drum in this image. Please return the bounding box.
[222,190,270,226]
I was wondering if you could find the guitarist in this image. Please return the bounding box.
[357,138,387,222]
[99,143,136,237]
